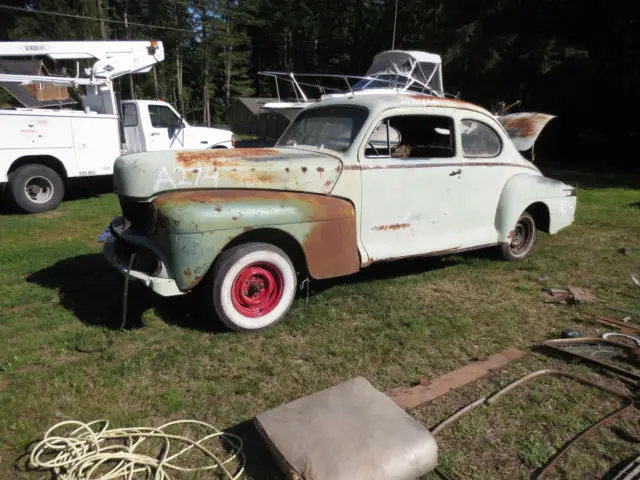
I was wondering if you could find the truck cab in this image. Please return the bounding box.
[122,100,234,153]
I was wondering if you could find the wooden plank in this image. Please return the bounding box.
[387,348,527,410]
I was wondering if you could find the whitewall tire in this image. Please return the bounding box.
[211,242,297,332]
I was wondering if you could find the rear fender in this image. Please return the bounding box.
[495,173,575,242]
[152,189,360,290]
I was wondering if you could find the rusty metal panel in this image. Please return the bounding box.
[113,147,344,199]
[496,112,555,153]
[150,189,360,289]
[386,348,527,411]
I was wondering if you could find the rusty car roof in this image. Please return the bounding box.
[299,91,495,118]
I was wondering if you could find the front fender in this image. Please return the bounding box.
[153,189,360,289]
[495,173,577,242]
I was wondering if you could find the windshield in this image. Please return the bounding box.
[277,106,369,153]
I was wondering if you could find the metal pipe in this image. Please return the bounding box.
[429,369,631,436]
[536,402,636,478]
[431,397,487,436]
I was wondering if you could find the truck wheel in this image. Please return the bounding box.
[8,164,64,213]
[211,242,297,332]
[500,211,537,261]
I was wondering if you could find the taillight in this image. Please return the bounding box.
[231,135,236,148]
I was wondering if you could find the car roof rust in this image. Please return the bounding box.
[301,92,494,118]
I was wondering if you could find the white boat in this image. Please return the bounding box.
[258,50,446,121]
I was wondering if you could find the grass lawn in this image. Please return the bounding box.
[0,169,639,479]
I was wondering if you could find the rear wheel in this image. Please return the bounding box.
[8,164,64,213]
[500,211,537,261]
[210,242,297,332]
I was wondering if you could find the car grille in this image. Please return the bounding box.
[119,198,149,233]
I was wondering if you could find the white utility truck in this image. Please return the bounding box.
[0,41,235,213]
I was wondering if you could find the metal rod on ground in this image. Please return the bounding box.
[536,402,636,478]
[429,370,630,436]
[121,252,136,331]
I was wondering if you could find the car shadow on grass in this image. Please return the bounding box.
[25,250,492,333]
[26,253,155,330]
[307,248,496,297]
[24,252,231,333]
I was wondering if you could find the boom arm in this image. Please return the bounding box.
[0,40,164,86]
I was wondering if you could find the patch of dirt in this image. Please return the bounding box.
[36,210,70,219]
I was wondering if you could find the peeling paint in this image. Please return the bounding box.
[176,148,279,167]
[496,113,555,153]
[372,223,411,231]
[114,148,343,199]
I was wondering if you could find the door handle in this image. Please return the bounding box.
[151,132,160,136]
[449,168,462,176]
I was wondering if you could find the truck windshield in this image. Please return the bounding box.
[277,106,369,153]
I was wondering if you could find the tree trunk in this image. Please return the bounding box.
[225,16,232,107]
[124,7,135,99]
[202,8,210,126]
[153,65,159,99]
[97,0,107,40]
[176,46,184,114]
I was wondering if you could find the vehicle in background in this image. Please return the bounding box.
[0,40,234,213]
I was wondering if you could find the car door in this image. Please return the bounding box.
[455,114,526,247]
[146,104,184,151]
[359,108,467,262]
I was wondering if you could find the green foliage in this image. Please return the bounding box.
[2,0,637,140]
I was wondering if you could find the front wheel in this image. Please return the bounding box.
[8,164,64,213]
[210,242,297,332]
[500,211,537,261]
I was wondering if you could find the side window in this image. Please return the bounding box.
[148,105,181,129]
[365,115,455,159]
[123,103,138,127]
[461,119,502,157]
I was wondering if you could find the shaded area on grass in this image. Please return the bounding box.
[24,250,486,334]
[224,419,285,480]
[25,253,154,330]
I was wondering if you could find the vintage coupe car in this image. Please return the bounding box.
[101,93,577,332]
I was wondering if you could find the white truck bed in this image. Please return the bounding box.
[0,109,121,182]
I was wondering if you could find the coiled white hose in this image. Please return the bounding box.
[28,419,245,479]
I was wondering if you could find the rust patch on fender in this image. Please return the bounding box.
[304,216,360,279]
[316,167,324,173]
[155,190,354,221]
[184,267,192,277]
[177,148,279,167]
[256,172,275,183]
[373,223,411,232]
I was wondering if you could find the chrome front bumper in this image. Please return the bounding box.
[101,223,185,297]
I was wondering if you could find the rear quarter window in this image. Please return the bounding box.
[461,119,502,157]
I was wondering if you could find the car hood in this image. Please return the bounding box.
[186,125,231,137]
[113,147,343,199]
